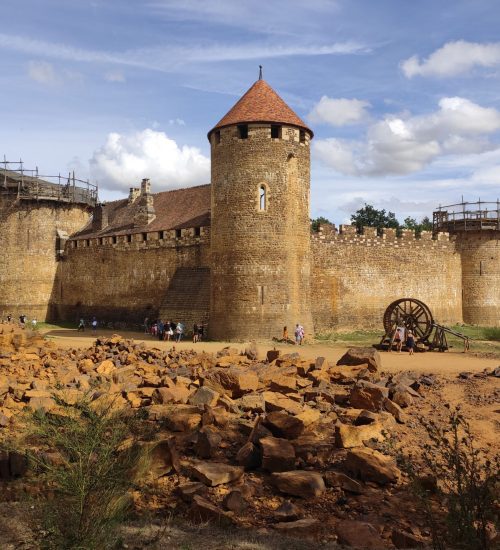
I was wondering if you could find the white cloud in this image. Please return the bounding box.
[401,40,500,78]
[169,118,186,126]
[313,97,500,176]
[307,96,370,126]
[90,129,210,192]
[27,60,58,84]
[104,70,125,82]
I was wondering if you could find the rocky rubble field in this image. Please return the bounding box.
[0,324,498,549]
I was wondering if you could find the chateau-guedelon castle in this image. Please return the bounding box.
[1,77,499,338]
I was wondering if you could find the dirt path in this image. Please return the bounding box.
[42,327,499,376]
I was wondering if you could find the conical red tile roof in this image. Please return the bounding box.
[208,79,313,138]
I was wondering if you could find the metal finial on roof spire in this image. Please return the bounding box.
[259,65,263,80]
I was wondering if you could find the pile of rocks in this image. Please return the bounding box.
[0,326,431,547]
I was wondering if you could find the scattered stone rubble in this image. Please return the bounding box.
[0,327,444,547]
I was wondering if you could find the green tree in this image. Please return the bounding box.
[310,216,332,232]
[402,215,433,235]
[350,204,399,232]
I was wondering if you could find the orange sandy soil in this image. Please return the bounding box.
[42,326,499,376]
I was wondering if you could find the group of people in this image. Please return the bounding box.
[4,313,37,329]
[390,325,416,354]
[77,317,98,333]
[144,318,200,343]
[281,324,306,345]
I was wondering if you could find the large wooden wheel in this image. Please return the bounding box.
[383,298,433,342]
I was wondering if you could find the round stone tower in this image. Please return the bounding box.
[0,167,95,321]
[208,76,314,340]
[434,201,500,326]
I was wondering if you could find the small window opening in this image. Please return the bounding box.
[214,130,221,144]
[175,229,182,239]
[127,234,132,243]
[142,232,148,242]
[299,129,306,143]
[238,124,248,139]
[112,235,117,244]
[159,231,165,240]
[195,227,201,237]
[258,285,265,305]
[85,239,90,247]
[271,125,281,139]
[98,237,103,245]
[259,185,266,211]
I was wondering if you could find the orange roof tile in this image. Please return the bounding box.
[208,79,313,138]
[72,184,211,239]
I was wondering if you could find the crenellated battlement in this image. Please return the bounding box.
[312,223,453,248]
[69,225,210,251]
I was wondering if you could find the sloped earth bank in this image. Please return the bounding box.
[0,323,499,549]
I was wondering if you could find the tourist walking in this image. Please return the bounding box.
[175,322,184,342]
[198,323,204,341]
[77,318,85,332]
[91,317,98,334]
[406,330,415,355]
[144,317,149,334]
[158,319,165,341]
[390,325,405,353]
[193,323,199,343]
[295,323,304,345]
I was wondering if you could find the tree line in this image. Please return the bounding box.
[311,204,433,235]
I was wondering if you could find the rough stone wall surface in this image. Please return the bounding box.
[210,124,313,341]
[458,230,500,326]
[311,226,464,332]
[50,228,210,324]
[0,193,90,320]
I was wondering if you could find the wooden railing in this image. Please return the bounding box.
[1,159,97,207]
[433,200,500,232]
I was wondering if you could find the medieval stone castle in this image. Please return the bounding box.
[1,77,499,338]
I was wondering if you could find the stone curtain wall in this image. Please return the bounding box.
[210,124,313,341]
[0,194,90,320]
[311,225,463,332]
[49,228,210,325]
[458,230,500,326]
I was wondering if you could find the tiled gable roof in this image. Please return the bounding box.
[72,184,211,238]
[208,79,313,138]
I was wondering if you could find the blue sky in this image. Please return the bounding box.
[1,0,499,223]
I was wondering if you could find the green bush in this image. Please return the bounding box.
[483,327,500,342]
[24,396,146,549]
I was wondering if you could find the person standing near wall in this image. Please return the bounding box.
[406,330,415,355]
[91,317,98,334]
[176,322,184,342]
[295,323,304,345]
[78,318,85,332]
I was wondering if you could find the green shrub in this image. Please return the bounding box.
[483,327,500,342]
[24,396,146,549]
